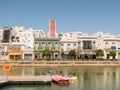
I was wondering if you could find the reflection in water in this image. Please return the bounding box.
[1,67,120,90]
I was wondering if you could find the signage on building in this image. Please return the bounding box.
[111,46,116,50]
[64,51,69,55]
[1,43,10,46]
[8,50,23,53]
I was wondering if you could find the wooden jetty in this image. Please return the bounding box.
[0,76,51,88]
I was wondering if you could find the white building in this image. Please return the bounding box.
[10,26,47,61]
[60,32,77,52]
[103,33,120,59]
[11,26,34,48]
[8,26,34,60]
[32,29,46,39]
[60,31,120,60]
[0,28,10,61]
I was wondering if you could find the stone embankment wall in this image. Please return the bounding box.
[0,61,120,67]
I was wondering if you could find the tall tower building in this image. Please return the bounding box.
[48,19,56,37]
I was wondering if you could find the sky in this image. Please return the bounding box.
[0,0,120,34]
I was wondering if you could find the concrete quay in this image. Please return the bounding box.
[1,61,120,67]
[0,76,51,88]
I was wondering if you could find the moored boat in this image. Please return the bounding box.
[51,75,69,85]
[69,76,77,81]
[42,72,53,76]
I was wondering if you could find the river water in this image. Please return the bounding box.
[1,66,120,90]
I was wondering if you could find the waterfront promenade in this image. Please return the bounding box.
[0,60,120,67]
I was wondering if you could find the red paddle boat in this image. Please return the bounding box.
[51,74,69,85]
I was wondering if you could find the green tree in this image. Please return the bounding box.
[69,49,77,60]
[96,49,104,59]
[75,52,79,57]
[109,50,116,60]
[43,49,51,59]
[75,52,79,60]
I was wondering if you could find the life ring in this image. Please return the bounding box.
[3,64,11,72]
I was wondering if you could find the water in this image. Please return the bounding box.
[1,66,120,90]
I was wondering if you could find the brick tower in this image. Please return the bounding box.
[48,19,56,37]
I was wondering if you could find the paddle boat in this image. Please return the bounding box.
[51,74,69,85]
[69,76,77,81]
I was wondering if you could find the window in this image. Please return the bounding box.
[74,44,76,46]
[105,42,109,49]
[93,41,96,44]
[112,42,115,44]
[42,42,45,44]
[105,42,108,44]
[25,54,32,56]
[48,42,51,44]
[83,41,92,49]
[55,42,58,44]
[61,44,64,46]
[10,55,14,59]
[16,37,19,39]
[67,44,70,46]
[112,42,115,46]
[35,42,38,44]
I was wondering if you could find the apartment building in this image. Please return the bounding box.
[9,26,34,60]
[34,37,60,60]
[32,29,46,39]
[60,31,120,60]
[103,33,120,59]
